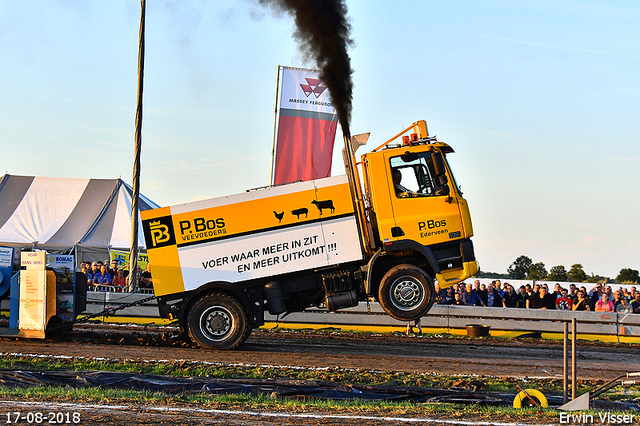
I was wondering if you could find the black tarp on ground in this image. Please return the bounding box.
[0,369,514,403]
[1,369,638,410]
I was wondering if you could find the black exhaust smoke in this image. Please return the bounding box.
[258,0,354,137]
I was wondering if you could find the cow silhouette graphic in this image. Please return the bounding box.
[291,208,308,219]
[311,199,335,215]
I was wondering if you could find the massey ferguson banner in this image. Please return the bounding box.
[272,66,339,186]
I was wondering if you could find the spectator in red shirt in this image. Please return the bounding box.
[555,288,572,310]
[112,269,127,292]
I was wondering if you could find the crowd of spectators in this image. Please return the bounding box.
[434,279,640,313]
[76,262,640,308]
[79,260,153,293]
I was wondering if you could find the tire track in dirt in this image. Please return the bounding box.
[1,327,638,379]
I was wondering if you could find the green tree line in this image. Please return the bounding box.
[476,255,639,284]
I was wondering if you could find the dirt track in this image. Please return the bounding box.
[1,325,639,425]
[2,325,639,379]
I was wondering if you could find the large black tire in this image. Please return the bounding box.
[187,292,250,350]
[378,264,435,321]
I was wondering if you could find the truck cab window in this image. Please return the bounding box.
[390,152,443,198]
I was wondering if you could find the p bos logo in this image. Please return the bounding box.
[418,219,447,231]
[143,216,176,248]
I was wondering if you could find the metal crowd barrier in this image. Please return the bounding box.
[93,285,117,293]
[75,294,640,337]
[82,291,160,317]
[264,304,640,336]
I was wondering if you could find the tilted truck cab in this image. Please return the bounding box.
[142,120,478,349]
[362,140,477,289]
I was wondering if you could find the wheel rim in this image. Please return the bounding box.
[200,305,234,341]
[390,275,425,311]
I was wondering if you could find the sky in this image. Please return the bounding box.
[1,1,639,279]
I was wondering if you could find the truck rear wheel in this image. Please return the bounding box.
[187,292,250,350]
[378,264,434,321]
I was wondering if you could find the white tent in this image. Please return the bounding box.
[0,174,160,262]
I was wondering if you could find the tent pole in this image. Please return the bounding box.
[128,0,146,293]
[270,65,283,186]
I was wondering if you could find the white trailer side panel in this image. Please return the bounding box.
[177,215,362,290]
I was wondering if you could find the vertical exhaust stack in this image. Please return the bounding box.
[343,132,373,256]
[258,0,354,137]
[260,1,368,248]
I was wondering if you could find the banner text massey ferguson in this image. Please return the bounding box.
[287,97,334,108]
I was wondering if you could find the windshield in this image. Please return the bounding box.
[390,151,447,198]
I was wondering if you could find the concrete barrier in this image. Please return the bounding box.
[82,291,160,317]
[263,303,640,336]
[5,293,640,337]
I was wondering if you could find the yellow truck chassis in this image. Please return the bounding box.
[142,120,478,349]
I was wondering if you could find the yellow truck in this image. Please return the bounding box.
[141,120,478,349]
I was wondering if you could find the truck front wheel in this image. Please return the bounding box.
[187,292,250,350]
[378,264,435,321]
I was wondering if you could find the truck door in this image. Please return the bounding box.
[384,149,464,247]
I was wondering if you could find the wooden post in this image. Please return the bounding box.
[128,0,146,293]
[563,321,568,403]
[572,317,577,400]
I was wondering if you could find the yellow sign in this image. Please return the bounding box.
[109,249,148,270]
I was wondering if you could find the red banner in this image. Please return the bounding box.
[272,67,338,186]
[273,114,338,185]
